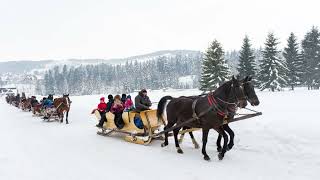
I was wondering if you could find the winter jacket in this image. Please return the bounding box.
[43,99,53,107]
[124,99,134,111]
[106,99,114,112]
[110,101,124,114]
[97,102,107,112]
[134,92,152,112]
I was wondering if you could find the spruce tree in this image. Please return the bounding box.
[283,32,303,90]
[301,26,320,89]
[237,35,256,78]
[258,33,288,91]
[200,39,230,91]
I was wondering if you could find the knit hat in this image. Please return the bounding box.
[141,89,147,93]
[107,94,113,100]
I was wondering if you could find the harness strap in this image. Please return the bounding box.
[192,99,199,120]
[207,94,225,117]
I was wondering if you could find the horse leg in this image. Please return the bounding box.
[216,134,222,152]
[178,126,187,144]
[178,133,185,144]
[59,111,63,123]
[224,124,234,150]
[65,111,69,124]
[173,127,183,154]
[161,121,174,147]
[189,131,199,149]
[217,127,229,160]
[202,128,210,161]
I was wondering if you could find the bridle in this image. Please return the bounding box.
[216,81,248,108]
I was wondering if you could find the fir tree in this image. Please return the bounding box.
[44,70,55,94]
[301,26,320,89]
[35,80,43,95]
[283,32,303,90]
[200,39,230,91]
[258,33,288,91]
[237,35,256,78]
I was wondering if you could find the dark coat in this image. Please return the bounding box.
[134,92,152,112]
[106,99,114,112]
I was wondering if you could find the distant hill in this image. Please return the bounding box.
[0,50,202,74]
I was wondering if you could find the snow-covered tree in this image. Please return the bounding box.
[44,70,55,95]
[200,39,230,91]
[301,26,320,89]
[258,33,288,91]
[283,32,303,90]
[237,35,256,78]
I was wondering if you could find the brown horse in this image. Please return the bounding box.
[53,94,72,124]
[157,77,248,161]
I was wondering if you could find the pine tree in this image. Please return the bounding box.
[258,33,288,91]
[283,32,303,90]
[237,35,256,78]
[44,70,55,95]
[35,80,43,95]
[301,26,320,89]
[200,39,230,91]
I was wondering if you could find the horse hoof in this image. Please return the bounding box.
[161,143,168,147]
[218,153,224,160]
[204,156,211,161]
[194,144,200,149]
[227,144,234,151]
[177,148,184,154]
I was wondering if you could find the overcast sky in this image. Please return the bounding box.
[0,0,319,61]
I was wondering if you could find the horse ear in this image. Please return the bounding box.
[248,76,252,81]
[245,76,249,81]
[232,75,236,81]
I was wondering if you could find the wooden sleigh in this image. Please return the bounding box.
[94,109,165,145]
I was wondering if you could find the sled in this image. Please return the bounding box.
[42,107,60,122]
[94,109,164,145]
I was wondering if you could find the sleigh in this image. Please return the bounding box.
[40,107,61,122]
[94,110,165,145]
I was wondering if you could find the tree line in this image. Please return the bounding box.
[201,26,320,91]
[38,26,320,95]
[39,53,202,95]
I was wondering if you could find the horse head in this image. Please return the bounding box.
[242,76,260,106]
[230,76,247,108]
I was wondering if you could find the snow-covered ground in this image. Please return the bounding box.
[0,88,319,180]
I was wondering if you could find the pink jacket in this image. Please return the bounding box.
[125,99,134,109]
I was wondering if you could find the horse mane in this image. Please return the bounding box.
[213,80,232,98]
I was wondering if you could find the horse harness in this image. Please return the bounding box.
[191,82,247,124]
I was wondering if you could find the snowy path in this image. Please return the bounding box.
[0,89,319,180]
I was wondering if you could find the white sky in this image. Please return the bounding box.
[0,0,319,61]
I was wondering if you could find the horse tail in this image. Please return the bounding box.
[157,96,173,118]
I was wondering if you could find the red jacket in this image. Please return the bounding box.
[97,102,107,112]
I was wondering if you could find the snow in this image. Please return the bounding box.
[0,88,319,180]
[178,75,196,88]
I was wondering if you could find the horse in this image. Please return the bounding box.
[53,94,72,124]
[157,76,248,161]
[178,76,260,152]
